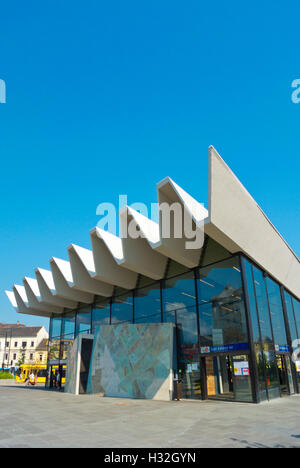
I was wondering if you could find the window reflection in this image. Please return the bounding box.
[292,297,300,342]
[60,335,74,361]
[50,317,62,339]
[197,257,248,347]
[252,267,273,343]
[284,291,298,344]
[111,292,133,324]
[48,339,60,361]
[163,271,197,313]
[266,278,287,346]
[92,299,111,332]
[75,306,91,336]
[135,283,161,323]
[62,311,75,339]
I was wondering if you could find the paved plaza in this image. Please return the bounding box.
[1,383,300,448]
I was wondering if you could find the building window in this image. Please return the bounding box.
[197,257,248,348]
[92,299,111,332]
[14,342,18,347]
[243,259,280,401]
[265,277,287,347]
[5,342,9,347]
[22,342,27,348]
[284,291,298,344]
[13,354,16,360]
[62,311,76,339]
[292,297,300,343]
[75,306,92,336]
[40,355,43,361]
[31,341,34,347]
[30,353,33,360]
[135,282,162,324]
[111,292,133,324]
[50,316,62,339]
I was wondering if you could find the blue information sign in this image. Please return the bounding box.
[275,345,290,353]
[200,343,249,354]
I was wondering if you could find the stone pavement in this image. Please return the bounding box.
[0,384,300,448]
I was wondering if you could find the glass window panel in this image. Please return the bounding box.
[266,278,287,347]
[292,297,300,343]
[198,257,243,304]
[163,270,197,314]
[165,307,199,348]
[263,344,280,400]
[284,291,298,345]
[92,299,111,332]
[166,306,199,399]
[48,339,61,361]
[162,271,199,398]
[252,267,273,343]
[60,336,74,361]
[134,283,162,323]
[232,354,253,402]
[62,311,75,338]
[244,260,260,344]
[293,298,300,388]
[255,347,268,401]
[50,317,62,339]
[111,292,133,324]
[75,306,91,336]
[198,257,248,347]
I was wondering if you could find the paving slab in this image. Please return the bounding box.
[1,386,300,447]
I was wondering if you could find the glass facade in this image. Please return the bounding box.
[266,277,287,347]
[163,270,200,399]
[197,257,248,348]
[135,283,161,324]
[92,299,110,333]
[290,296,300,386]
[47,239,300,403]
[76,306,91,336]
[111,292,134,324]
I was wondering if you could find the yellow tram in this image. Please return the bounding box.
[16,364,66,385]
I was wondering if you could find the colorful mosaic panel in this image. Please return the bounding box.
[87,323,175,400]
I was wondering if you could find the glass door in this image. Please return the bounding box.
[205,355,234,400]
[178,360,202,399]
[285,356,295,395]
[205,354,253,402]
[276,354,295,396]
[276,355,288,395]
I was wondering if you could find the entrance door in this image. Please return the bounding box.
[79,338,93,394]
[205,354,252,402]
[205,355,234,400]
[276,355,295,396]
[179,361,201,399]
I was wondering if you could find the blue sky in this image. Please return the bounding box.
[1,1,300,330]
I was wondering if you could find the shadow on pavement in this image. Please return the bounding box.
[230,437,300,448]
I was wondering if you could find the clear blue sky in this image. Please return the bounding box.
[1,1,300,331]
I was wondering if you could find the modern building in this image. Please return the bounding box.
[5,146,300,403]
[0,324,48,370]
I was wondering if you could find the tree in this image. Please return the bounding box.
[16,349,25,367]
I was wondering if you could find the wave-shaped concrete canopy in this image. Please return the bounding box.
[5,146,300,317]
